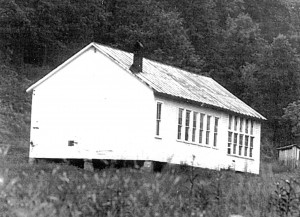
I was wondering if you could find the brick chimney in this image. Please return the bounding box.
[130,41,144,73]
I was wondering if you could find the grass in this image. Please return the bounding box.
[1,148,300,217]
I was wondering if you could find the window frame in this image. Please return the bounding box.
[239,134,243,156]
[206,115,211,145]
[250,137,254,157]
[185,110,191,141]
[199,113,205,144]
[213,117,219,147]
[177,108,184,140]
[227,114,255,159]
[155,102,163,137]
[228,132,233,154]
[192,112,198,142]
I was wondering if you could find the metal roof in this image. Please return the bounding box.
[27,42,266,120]
[94,43,266,120]
[277,144,300,150]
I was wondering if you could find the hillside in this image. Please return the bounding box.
[0,64,31,160]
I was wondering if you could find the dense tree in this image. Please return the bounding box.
[104,0,202,70]
[211,13,266,96]
[242,35,300,146]
[243,0,293,42]
[0,0,109,66]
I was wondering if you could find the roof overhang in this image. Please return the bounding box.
[154,91,267,121]
[26,42,98,92]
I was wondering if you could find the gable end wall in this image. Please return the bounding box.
[29,47,156,160]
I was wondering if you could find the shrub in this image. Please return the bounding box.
[1,160,300,217]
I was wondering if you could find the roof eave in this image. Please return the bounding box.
[26,42,98,92]
[154,91,266,121]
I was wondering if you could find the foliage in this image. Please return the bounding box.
[269,179,299,216]
[3,156,300,217]
[283,100,300,135]
[242,35,300,146]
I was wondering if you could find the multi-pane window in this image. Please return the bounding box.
[199,113,205,144]
[213,117,219,147]
[234,116,238,131]
[206,116,211,145]
[229,115,232,130]
[240,118,243,132]
[245,120,249,134]
[192,112,197,142]
[185,110,191,141]
[156,102,162,136]
[239,134,243,155]
[228,114,255,158]
[177,108,219,147]
[244,136,249,156]
[233,133,238,154]
[250,137,254,157]
[177,109,184,140]
[228,132,233,154]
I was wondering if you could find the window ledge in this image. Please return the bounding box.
[227,154,254,160]
[177,140,218,150]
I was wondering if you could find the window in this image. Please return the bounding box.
[213,117,219,147]
[206,116,211,145]
[250,137,254,157]
[156,102,162,136]
[229,115,233,130]
[227,115,255,158]
[228,132,233,154]
[177,108,184,140]
[244,136,249,157]
[239,134,243,155]
[234,116,238,131]
[185,110,191,141]
[199,113,205,144]
[245,120,249,134]
[177,108,219,147]
[192,112,197,142]
[240,118,243,132]
[233,133,238,154]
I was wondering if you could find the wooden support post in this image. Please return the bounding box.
[84,159,94,172]
[142,161,153,172]
[28,158,36,164]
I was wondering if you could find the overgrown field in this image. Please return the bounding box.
[0,150,299,217]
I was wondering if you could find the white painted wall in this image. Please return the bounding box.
[29,47,156,160]
[150,97,261,174]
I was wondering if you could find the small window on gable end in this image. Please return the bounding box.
[156,102,162,137]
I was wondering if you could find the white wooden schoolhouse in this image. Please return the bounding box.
[26,42,266,174]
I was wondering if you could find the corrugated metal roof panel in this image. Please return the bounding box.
[94,43,266,120]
